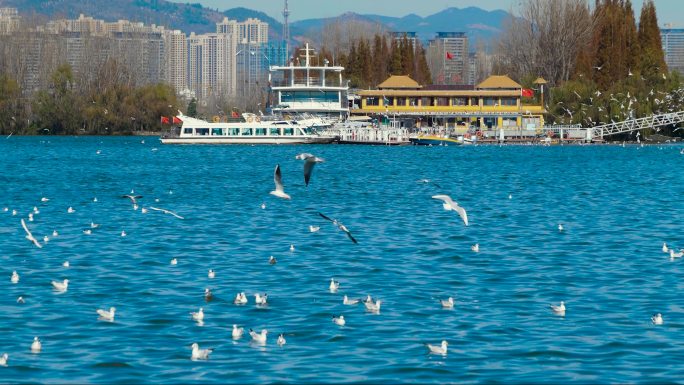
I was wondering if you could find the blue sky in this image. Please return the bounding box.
[171,0,680,26]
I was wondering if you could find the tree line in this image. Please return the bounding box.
[496,0,683,137]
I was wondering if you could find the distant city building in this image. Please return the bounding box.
[0,7,21,35]
[661,28,684,76]
[188,32,236,100]
[390,32,418,50]
[164,30,188,94]
[427,32,469,85]
[217,17,268,44]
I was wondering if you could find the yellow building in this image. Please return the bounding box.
[354,74,545,130]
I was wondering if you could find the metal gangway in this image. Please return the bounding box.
[588,111,684,141]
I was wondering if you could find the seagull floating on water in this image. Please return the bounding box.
[97,307,116,321]
[249,329,268,344]
[270,164,291,200]
[52,230,58,237]
[558,223,564,232]
[670,249,684,259]
[550,301,566,316]
[295,153,325,187]
[309,225,320,233]
[269,256,277,265]
[67,207,75,214]
[440,297,454,309]
[121,230,127,237]
[432,195,468,226]
[62,261,70,268]
[333,315,346,326]
[260,202,266,209]
[16,296,24,304]
[329,278,340,293]
[234,292,248,305]
[232,324,244,339]
[190,307,204,322]
[255,293,268,306]
[277,333,286,346]
[41,197,49,202]
[51,279,69,292]
[83,229,92,235]
[204,288,214,302]
[31,337,41,353]
[0,353,8,366]
[652,313,664,325]
[343,295,359,305]
[11,209,17,216]
[90,221,99,228]
[290,244,295,252]
[10,271,19,284]
[663,243,669,253]
[43,235,49,243]
[190,343,212,360]
[21,218,42,248]
[208,269,215,279]
[318,213,358,243]
[364,299,382,313]
[426,340,448,355]
[471,243,479,253]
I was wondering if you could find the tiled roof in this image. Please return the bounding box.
[378,75,422,89]
[476,75,521,89]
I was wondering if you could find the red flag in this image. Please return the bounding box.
[160,116,170,124]
[446,51,454,60]
[231,111,239,118]
[522,88,534,98]
[172,116,182,124]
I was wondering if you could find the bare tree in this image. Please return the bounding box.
[496,0,593,86]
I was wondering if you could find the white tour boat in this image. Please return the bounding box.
[160,113,337,145]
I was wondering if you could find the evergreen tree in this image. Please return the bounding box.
[389,38,402,76]
[623,0,640,76]
[372,34,385,87]
[357,38,372,88]
[414,41,432,85]
[187,98,198,117]
[638,0,667,80]
[400,34,415,76]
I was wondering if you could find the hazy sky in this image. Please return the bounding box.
[170,0,680,26]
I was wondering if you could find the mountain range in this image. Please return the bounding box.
[0,0,509,47]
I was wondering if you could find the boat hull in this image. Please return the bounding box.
[409,136,462,146]
[160,135,337,145]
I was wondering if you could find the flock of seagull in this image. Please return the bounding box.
[3,145,683,369]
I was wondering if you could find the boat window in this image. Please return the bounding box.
[227,128,240,135]
[211,128,223,135]
[270,127,280,135]
[255,128,267,136]
[196,128,209,135]
[241,128,253,136]
[365,97,379,106]
[183,128,193,134]
[283,127,294,136]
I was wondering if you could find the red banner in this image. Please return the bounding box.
[522,88,534,98]
[446,51,454,60]
[172,116,182,124]
[160,116,170,124]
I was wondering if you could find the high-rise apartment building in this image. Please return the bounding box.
[164,30,187,94]
[188,32,236,100]
[661,28,684,76]
[0,7,21,34]
[216,17,268,44]
[427,32,469,85]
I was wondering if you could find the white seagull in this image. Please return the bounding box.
[364,299,382,313]
[332,315,346,326]
[343,295,359,305]
[471,243,479,253]
[329,278,340,293]
[190,307,204,322]
[670,249,684,259]
[652,313,664,325]
[234,292,248,305]
[51,279,69,292]
[148,206,184,219]
[309,225,320,233]
[31,337,41,353]
[62,261,70,268]
[67,207,75,213]
[318,213,358,243]
[432,195,468,226]
[249,329,268,344]
[663,243,669,253]
[0,353,7,366]
[208,269,215,279]
[232,324,244,339]
[426,340,448,355]
[269,256,277,265]
[97,307,116,321]
[121,194,142,206]
[295,153,325,187]
[269,164,291,200]
[21,218,42,248]
[440,297,454,309]
[10,271,19,284]
[190,343,212,360]
[255,293,268,306]
[550,301,566,316]
[277,333,286,346]
[558,223,564,232]
[170,258,177,265]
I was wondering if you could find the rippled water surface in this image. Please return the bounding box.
[1,137,683,383]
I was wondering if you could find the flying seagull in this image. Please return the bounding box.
[432,195,468,226]
[148,206,184,219]
[21,218,42,248]
[295,153,325,187]
[319,212,358,244]
[270,164,291,200]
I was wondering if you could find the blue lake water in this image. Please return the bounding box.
[0,137,683,383]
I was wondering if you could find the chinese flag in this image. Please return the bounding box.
[522,88,534,98]
[446,51,454,60]
[172,116,182,124]
[160,116,170,124]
